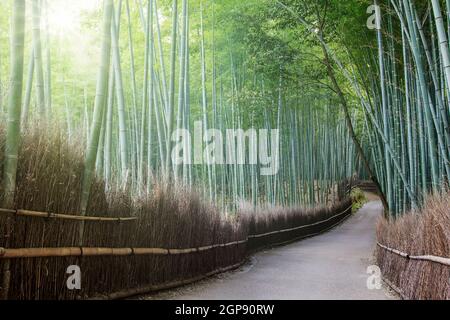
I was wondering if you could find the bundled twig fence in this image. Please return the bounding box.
[377,242,450,300]
[0,204,352,259]
[377,243,450,267]
[376,193,450,300]
[0,198,353,300]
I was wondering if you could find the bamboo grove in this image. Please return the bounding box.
[359,0,450,216]
[270,0,450,217]
[0,0,359,216]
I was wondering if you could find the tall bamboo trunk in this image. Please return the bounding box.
[32,0,46,118]
[165,0,178,178]
[21,49,34,127]
[79,0,114,243]
[1,0,26,301]
[111,7,129,182]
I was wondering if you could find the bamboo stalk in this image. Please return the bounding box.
[164,0,178,177]
[1,0,26,300]
[31,0,46,118]
[21,49,34,127]
[111,4,129,181]
[80,0,114,242]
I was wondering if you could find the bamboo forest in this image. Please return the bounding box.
[0,0,448,302]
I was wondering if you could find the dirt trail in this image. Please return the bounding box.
[143,201,397,300]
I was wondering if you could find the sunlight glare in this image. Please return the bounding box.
[47,0,102,34]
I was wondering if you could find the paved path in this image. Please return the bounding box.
[144,201,397,300]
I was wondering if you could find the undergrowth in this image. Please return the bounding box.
[350,187,367,213]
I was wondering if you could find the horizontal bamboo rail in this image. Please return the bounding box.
[0,208,137,222]
[256,208,353,250]
[377,243,450,267]
[0,244,247,259]
[248,205,352,239]
[0,205,352,259]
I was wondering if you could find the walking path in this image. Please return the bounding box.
[144,201,396,300]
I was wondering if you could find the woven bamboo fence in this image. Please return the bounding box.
[0,198,353,300]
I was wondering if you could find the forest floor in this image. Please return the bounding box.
[140,200,398,300]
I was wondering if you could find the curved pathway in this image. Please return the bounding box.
[144,201,397,300]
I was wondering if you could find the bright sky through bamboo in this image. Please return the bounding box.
[46,0,167,34]
[46,0,102,34]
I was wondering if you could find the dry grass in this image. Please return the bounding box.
[376,193,450,300]
[245,199,352,251]
[0,125,352,299]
